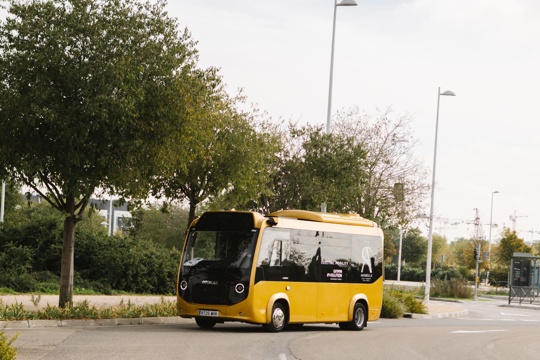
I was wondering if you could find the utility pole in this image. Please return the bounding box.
[473,243,481,301]
[472,208,483,299]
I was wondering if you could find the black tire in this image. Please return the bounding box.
[195,317,217,329]
[263,302,287,332]
[340,302,367,331]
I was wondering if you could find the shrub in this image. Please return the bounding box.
[381,291,406,318]
[430,278,473,299]
[431,266,463,281]
[489,266,509,286]
[0,331,18,360]
[384,263,425,282]
[384,263,398,280]
[0,202,182,295]
[384,288,427,315]
[381,287,427,318]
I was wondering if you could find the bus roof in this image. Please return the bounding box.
[267,210,377,228]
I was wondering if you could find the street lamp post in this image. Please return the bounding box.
[425,87,455,304]
[326,0,357,134]
[486,190,499,284]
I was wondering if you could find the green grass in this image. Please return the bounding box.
[0,288,17,295]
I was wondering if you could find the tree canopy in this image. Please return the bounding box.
[250,123,368,214]
[495,228,531,265]
[400,228,427,267]
[0,0,196,306]
[155,67,280,226]
[333,107,429,226]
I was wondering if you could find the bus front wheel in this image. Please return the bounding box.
[195,317,217,329]
[339,302,367,331]
[263,302,287,332]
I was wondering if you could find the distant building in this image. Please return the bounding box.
[90,198,132,236]
[23,194,132,235]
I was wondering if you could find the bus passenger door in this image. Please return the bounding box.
[287,244,318,323]
[316,242,351,322]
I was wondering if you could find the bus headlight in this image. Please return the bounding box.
[234,283,245,294]
[180,280,188,291]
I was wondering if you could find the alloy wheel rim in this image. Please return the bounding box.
[273,308,285,328]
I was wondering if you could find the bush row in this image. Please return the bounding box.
[384,263,509,285]
[0,206,181,295]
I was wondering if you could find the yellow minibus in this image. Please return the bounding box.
[176,209,384,331]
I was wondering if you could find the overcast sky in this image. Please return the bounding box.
[170,0,540,242]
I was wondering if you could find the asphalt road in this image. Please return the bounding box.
[5,297,540,360]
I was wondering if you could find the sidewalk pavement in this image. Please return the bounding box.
[415,299,469,319]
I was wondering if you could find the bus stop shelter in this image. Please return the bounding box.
[509,252,540,305]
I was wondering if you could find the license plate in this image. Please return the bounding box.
[199,310,219,317]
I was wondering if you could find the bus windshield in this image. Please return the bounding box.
[182,230,257,272]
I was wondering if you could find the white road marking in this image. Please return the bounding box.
[451,330,508,334]
[500,312,528,317]
[279,353,287,360]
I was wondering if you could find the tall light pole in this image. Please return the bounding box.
[425,87,455,304]
[486,190,499,284]
[326,0,357,134]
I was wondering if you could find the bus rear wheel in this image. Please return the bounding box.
[195,317,217,329]
[339,302,367,331]
[263,302,287,332]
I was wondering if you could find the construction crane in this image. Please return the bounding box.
[509,210,527,231]
[421,209,493,240]
[517,229,540,244]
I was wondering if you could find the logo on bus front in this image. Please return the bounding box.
[202,280,218,285]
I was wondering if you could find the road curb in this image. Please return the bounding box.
[0,317,194,329]
[410,309,469,319]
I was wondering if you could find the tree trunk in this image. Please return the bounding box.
[188,201,196,230]
[59,197,78,308]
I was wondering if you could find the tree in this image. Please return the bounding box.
[0,0,195,307]
[495,228,531,266]
[400,228,427,267]
[446,237,490,270]
[447,238,471,267]
[431,233,449,267]
[128,203,189,249]
[383,226,398,263]
[158,67,280,226]
[258,124,368,213]
[532,241,540,257]
[333,107,429,226]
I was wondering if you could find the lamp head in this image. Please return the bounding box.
[337,0,358,6]
[440,90,456,96]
